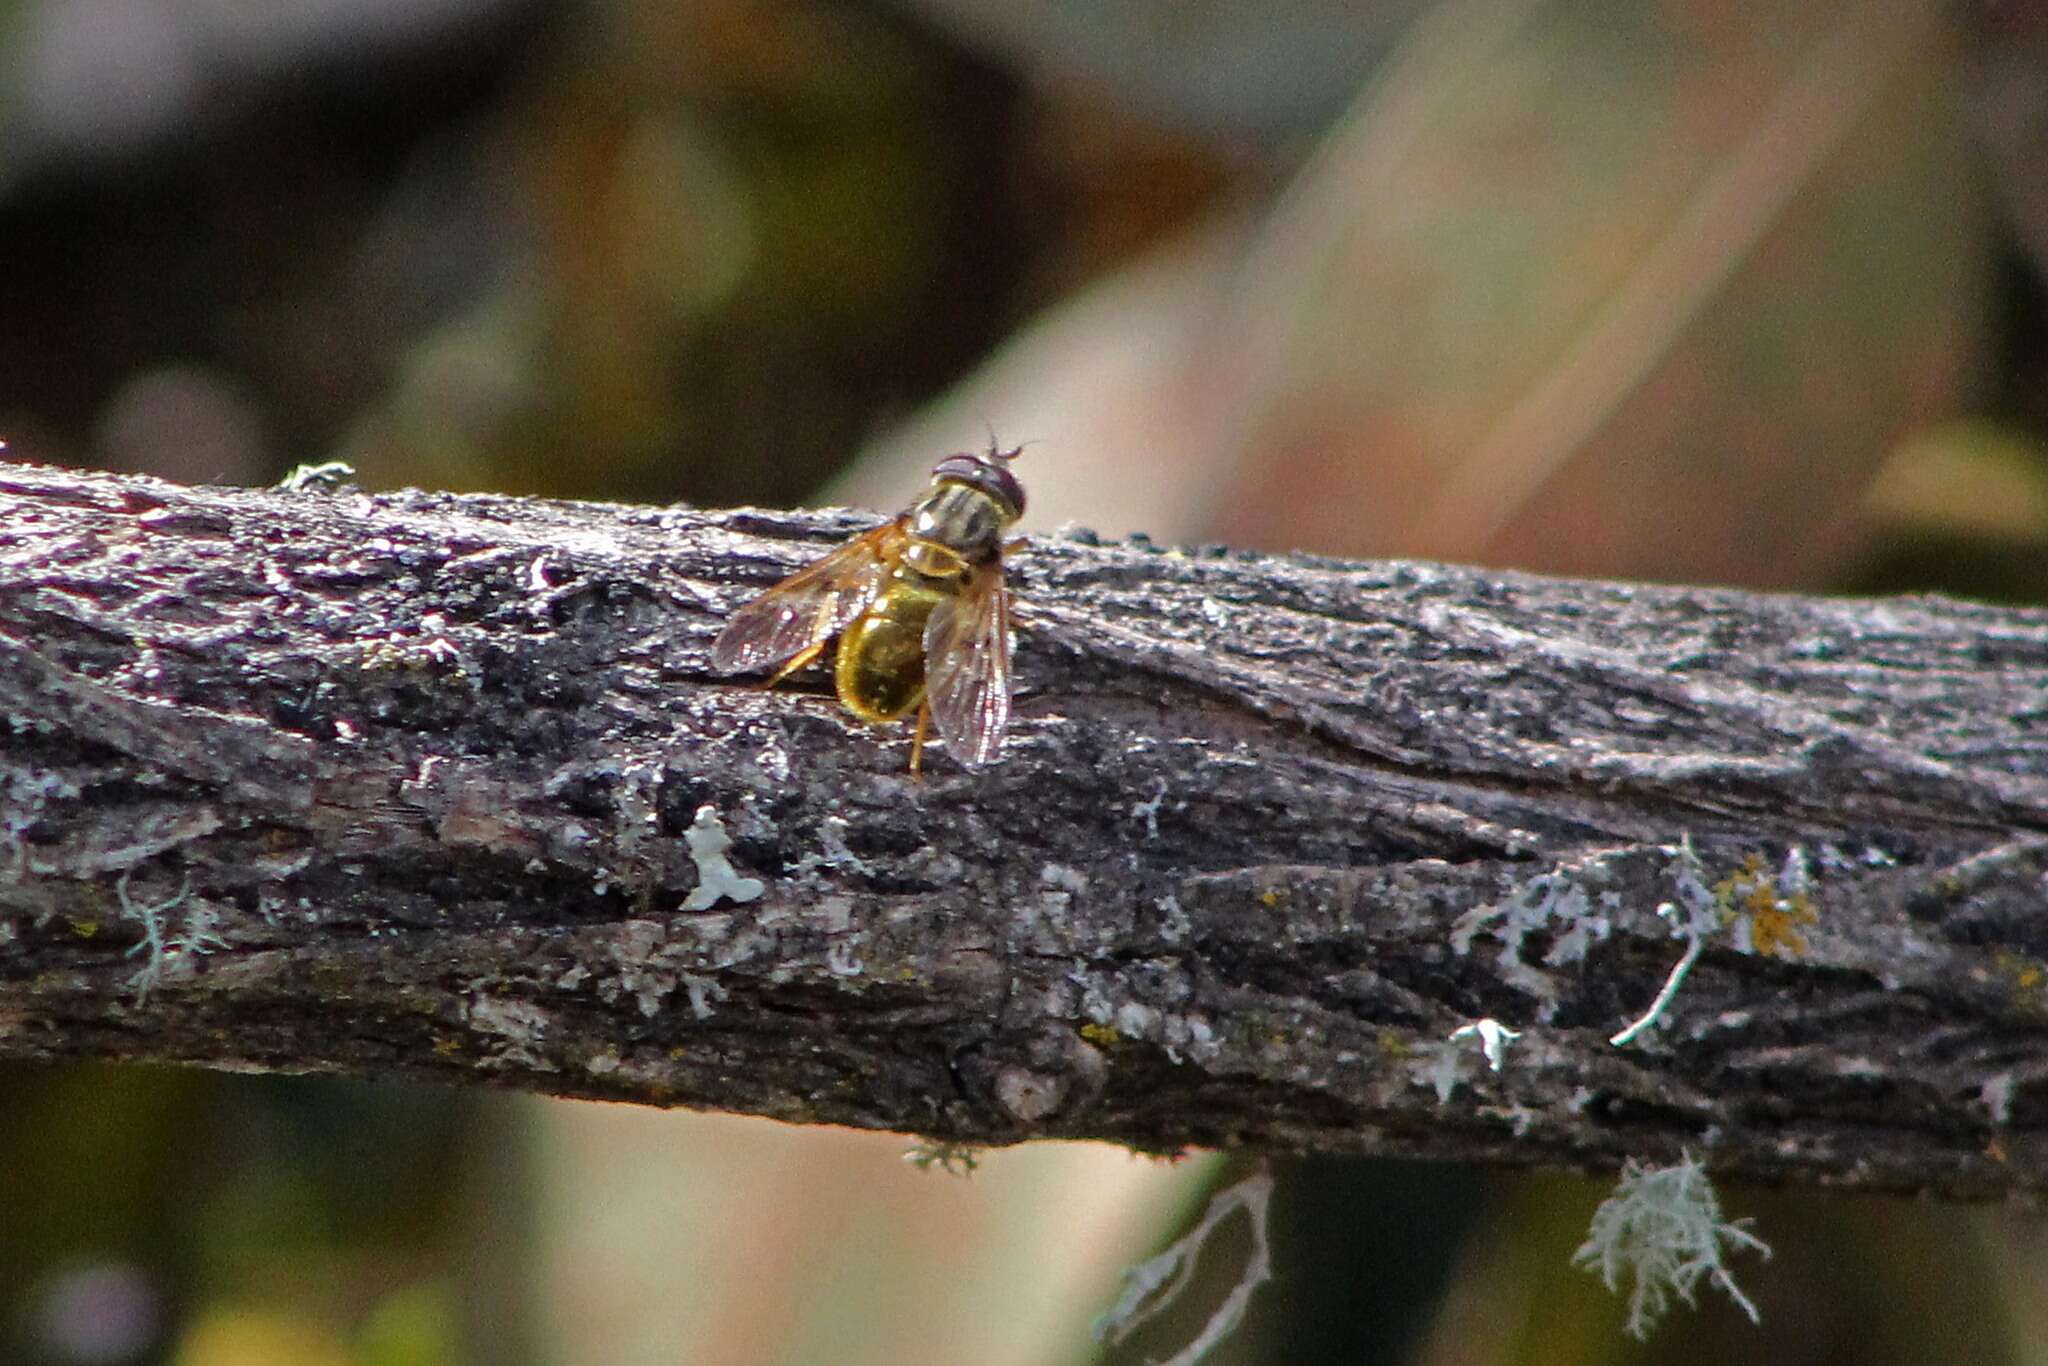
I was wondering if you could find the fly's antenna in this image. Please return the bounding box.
[977,416,1031,465]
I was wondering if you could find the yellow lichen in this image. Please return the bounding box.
[1992,951,2048,1010]
[1079,1022,1122,1049]
[1715,853,1818,959]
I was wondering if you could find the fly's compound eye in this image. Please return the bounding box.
[931,454,1026,520]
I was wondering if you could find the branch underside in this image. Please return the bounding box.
[1,461,2046,1199]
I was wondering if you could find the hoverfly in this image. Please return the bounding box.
[712,444,1026,774]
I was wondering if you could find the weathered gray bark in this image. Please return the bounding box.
[1,459,2045,1199]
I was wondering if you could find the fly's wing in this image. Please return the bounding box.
[923,562,1012,767]
[711,521,905,674]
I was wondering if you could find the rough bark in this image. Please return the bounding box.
[1,459,2045,1200]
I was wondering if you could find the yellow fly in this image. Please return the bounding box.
[712,445,1026,773]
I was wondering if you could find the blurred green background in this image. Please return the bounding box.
[4,1,2048,1363]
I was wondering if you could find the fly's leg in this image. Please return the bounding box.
[763,640,828,688]
[909,700,930,778]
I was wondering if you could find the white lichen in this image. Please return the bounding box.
[608,760,663,869]
[1095,1163,1274,1366]
[118,871,215,1003]
[168,897,227,958]
[1423,1017,1523,1104]
[902,1139,981,1176]
[1,764,82,879]
[1423,1042,1467,1106]
[1480,1103,1539,1137]
[273,459,356,491]
[1033,887,1075,930]
[1778,845,1814,897]
[1040,863,1090,896]
[1982,1072,2016,1126]
[1172,1015,1218,1065]
[677,971,728,1020]
[607,920,680,1017]
[816,816,868,873]
[1609,914,1705,1047]
[1451,853,1620,1020]
[1156,892,1192,943]
[1573,1152,1770,1340]
[825,937,863,977]
[1451,1017,1522,1073]
[1610,838,1721,1047]
[466,996,555,1069]
[681,804,764,911]
[1114,1001,1160,1039]
[1131,780,1169,840]
[786,815,869,879]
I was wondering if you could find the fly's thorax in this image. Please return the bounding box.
[906,479,1012,569]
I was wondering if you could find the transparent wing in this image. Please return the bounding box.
[923,563,1013,767]
[711,521,905,674]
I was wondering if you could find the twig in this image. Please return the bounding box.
[0,461,2044,1197]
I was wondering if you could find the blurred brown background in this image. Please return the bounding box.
[4,1,2048,1363]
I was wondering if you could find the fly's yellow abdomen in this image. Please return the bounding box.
[835,572,950,722]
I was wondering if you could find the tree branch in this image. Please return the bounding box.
[2,459,2045,1198]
